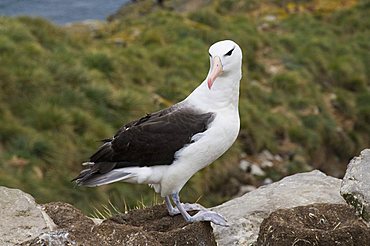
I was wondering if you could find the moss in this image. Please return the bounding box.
[188,9,221,28]
[84,52,115,76]
[270,72,301,94]
[342,193,370,222]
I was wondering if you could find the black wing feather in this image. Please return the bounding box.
[73,105,215,183]
[93,107,214,166]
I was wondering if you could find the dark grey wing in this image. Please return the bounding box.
[111,105,176,140]
[112,111,214,165]
[72,106,215,183]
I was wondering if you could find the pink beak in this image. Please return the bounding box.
[207,56,223,90]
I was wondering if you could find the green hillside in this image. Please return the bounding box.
[0,0,369,213]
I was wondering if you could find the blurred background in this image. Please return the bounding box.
[0,0,369,215]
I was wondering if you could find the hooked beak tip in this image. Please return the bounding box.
[207,78,213,90]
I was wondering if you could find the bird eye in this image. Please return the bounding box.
[209,52,212,58]
[225,47,235,56]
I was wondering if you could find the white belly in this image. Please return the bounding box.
[159,109,240,196]
[116,108,240,197]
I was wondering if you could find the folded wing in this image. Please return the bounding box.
[73,105,215,184]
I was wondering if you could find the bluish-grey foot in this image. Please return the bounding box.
[165,196,206,216]
[169,193,229,227]
[189,210,228,226]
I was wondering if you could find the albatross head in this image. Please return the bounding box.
[207,40,242,90]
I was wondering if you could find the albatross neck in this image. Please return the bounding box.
[185,76,240,112]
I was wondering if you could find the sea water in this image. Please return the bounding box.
[0,0,130,24]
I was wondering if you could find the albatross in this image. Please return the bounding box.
[73,40,242,226]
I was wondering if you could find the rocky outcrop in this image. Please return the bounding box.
[0,187,56,246]
[340,149,370,221]
[257,203,370,245]
[3,168,368,245]
[211,170,346,245]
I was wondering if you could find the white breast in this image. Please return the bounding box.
[159,106,240,196]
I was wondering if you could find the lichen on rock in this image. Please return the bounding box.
[340,149,370,222]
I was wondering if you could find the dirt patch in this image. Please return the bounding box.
[110,204,216,245]
[22,202,215,245]
[257,203,370,245]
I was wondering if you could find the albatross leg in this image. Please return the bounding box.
[165,196,177,215]
[165,196,206,216]
[171,193,228,226]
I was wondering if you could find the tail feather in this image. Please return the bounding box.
[72,163,133,187]
[77,170,133,187]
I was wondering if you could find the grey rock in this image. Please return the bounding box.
[22,230,76,246]
[211,170,345,246]
[239,159,252,172]
[340,149,370,221]
[239,160,265,176]
[259,150,274,161]
[0,186,56,246]
[237,185,256,196]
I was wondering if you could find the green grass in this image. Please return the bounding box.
[0,0,369,214]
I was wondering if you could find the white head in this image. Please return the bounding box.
[185,40,242,110]
[207,40,243,90]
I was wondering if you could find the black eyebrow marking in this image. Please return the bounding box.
[225,47,235,56]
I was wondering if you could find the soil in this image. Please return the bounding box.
[257,203,370,246]
[22,202,216,246]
